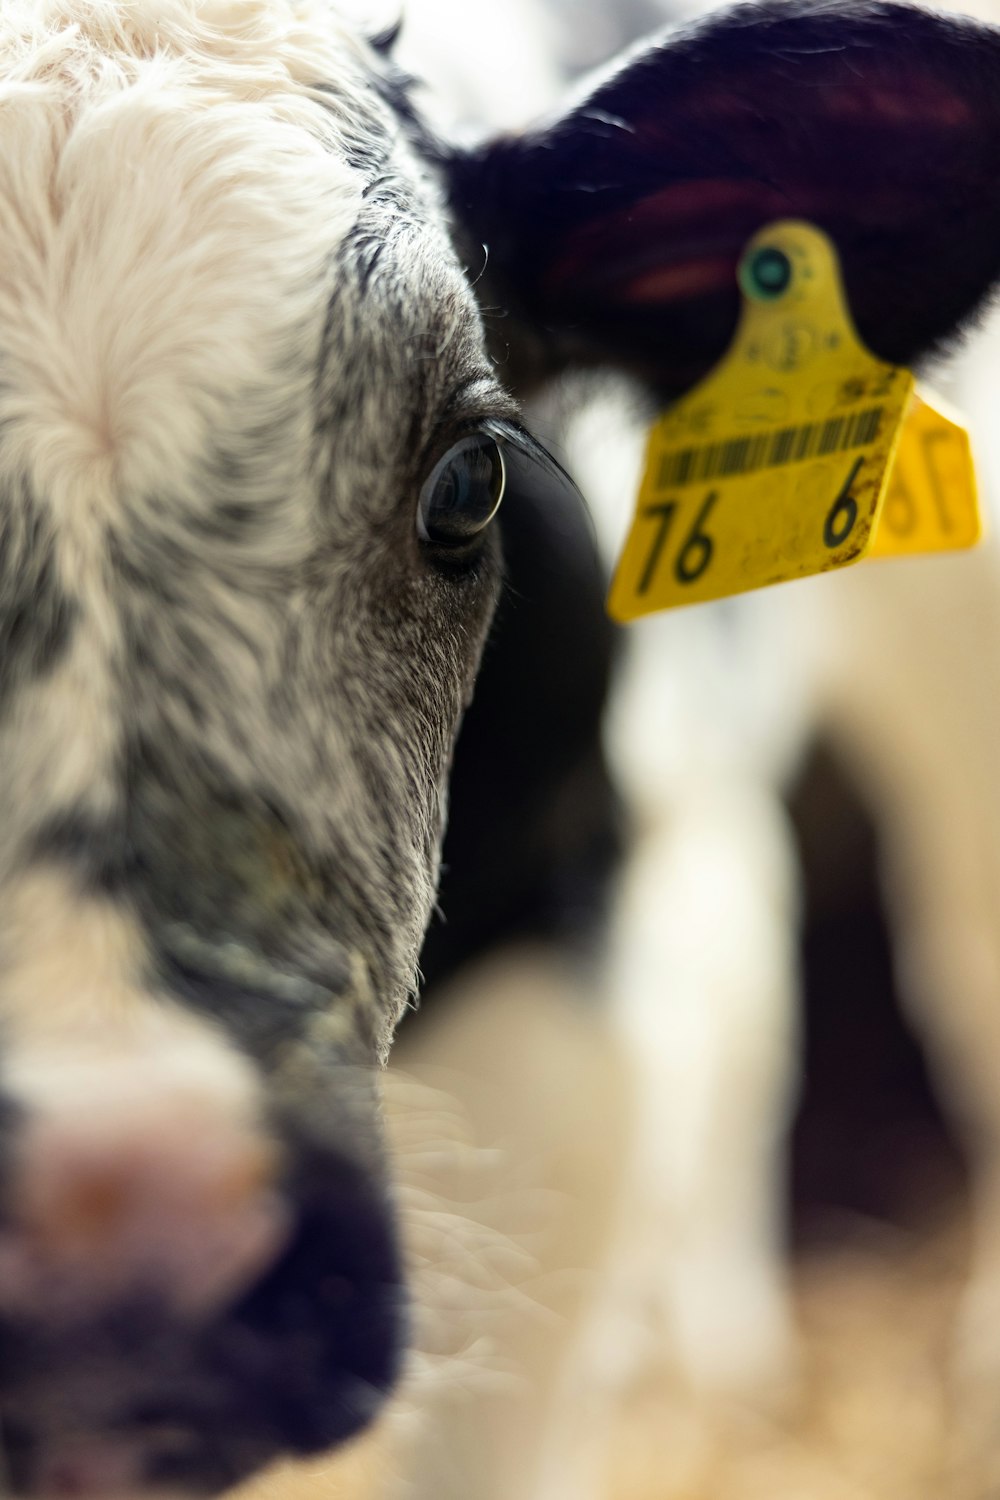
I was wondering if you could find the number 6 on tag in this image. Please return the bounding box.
[868,391,981,558]
[823,457,863,550]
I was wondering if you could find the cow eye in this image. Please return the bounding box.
[418,434,505,546]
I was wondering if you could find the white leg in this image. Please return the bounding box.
[608,781,801,1396]
[814,545,1000,1392]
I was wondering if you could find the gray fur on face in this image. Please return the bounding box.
[0,7,517,1069]
[110,211,513,1063]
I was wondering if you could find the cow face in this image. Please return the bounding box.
[0,3,527,1489]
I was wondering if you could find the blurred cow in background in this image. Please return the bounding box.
[575,0,1000,1410]
[349,3,1000,1499]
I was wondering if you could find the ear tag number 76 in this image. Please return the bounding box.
[608,220,980,621]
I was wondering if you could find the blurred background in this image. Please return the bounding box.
[246,2,1000,1496]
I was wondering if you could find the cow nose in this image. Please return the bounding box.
[0,1051,290,1322]
[0,1037,406,1496]
[0,1169,406,1498]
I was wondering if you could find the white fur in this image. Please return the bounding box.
[0,2,369,847]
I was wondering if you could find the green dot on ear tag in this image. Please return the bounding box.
[739,245,793,301]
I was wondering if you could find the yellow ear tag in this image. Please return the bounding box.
[609,219,919,620]
[868,389,982,557]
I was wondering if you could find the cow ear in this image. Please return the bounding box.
[445,0,1000,399]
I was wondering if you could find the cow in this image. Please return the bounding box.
[3,2,1000,1496]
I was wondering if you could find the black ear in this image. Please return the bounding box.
[445,0,1000,398]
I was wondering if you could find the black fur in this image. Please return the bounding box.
[446,1,1000,395]
[0,483,75,710]
[419,445,623,996]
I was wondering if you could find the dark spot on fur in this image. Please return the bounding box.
[156,933,355,1067]
[29,808,132,894]
[0,482,75,711]
[368,18,402,56]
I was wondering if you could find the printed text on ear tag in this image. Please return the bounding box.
[868,390,982,557]
[608,220,914,620]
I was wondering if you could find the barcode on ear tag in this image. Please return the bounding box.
[868,390,982,558]
[608,220,914,621]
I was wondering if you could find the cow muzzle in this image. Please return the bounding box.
[0,1023,405,1497]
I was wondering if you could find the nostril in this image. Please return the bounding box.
[217,1172,408,1454]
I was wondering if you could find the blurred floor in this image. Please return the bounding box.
[243,1212,994,1500]
[605,1215,986,1500]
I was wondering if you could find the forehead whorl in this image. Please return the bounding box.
[0,0,436,495]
